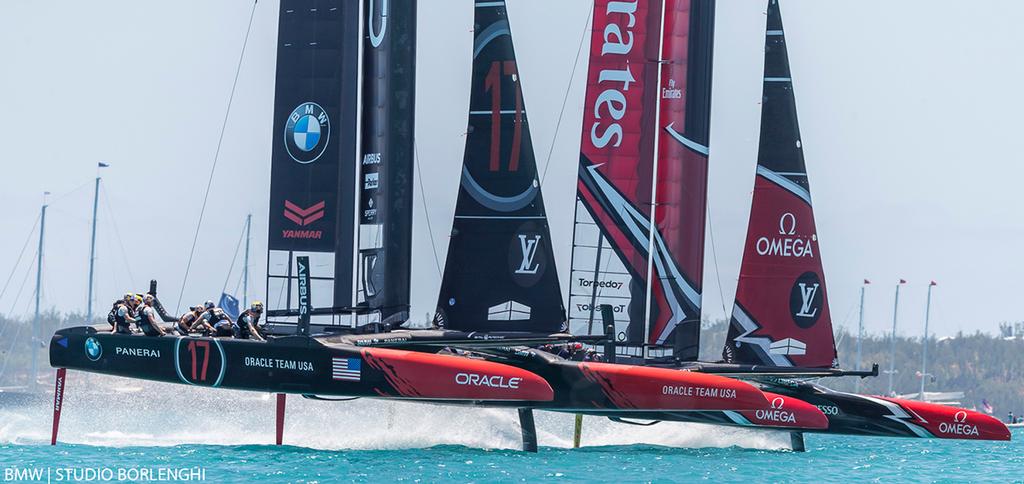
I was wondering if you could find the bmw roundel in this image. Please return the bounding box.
[284,102,331,164]
[84,337,102,361]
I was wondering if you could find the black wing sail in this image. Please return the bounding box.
[266,0,360,326]
[433,0,566,334]
[355,0,417,328]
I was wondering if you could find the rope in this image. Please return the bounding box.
[705,201,729,318]
[6,250,37,317]
[175,0,259,312]
[221,219,248,296]
[100,185,137,289]
[538,2,594,186]
[413,139,443,279]
[0,214,40,303]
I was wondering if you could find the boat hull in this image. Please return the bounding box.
[573,391,828,430]
[768,382,1011,441]
[50,327,553,402]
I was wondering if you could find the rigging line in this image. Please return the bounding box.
[232,263,245,297]
[413,139,443,279]
[100,185,137,289]
[705,200,728,318]
[221,220,248,296]
[46,180,93,206]
[6,250,37,317]
[0,214,40,303]
[175,0,259,313]
[0,319,26,384]
[538,1,594,186]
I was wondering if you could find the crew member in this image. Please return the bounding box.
[176,305,205,336]
[196,300,234,337]
[137,294,167,336]
[234,301,265,341]
[110,292,138,335]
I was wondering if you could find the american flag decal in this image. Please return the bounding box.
[332,357,361,381]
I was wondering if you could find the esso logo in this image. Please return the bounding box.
[817,405,840,416]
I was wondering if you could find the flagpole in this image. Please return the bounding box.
[855,280,869,393]
[32,192,50,392]
[86,162,107,323]
[919,281,936,400]
[886,279,906,396]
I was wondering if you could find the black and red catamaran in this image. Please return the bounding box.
[47,0,1008,451]
[47,0,771,451]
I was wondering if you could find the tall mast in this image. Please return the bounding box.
[86,163,106,323]
[919,281,936,400]
[32,193,49,391]
[854,280,868,393]
[887,279,905,396]
[642,0,670,360]
[243,213,251,308]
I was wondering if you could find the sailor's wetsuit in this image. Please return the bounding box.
[137,305,163,337]
[234,310,262,339]
[111,303,134,335]
[177,311,199,335]
[199,309,233,337]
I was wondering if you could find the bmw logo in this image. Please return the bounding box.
[284,102,331,164]
[84,337,102,361]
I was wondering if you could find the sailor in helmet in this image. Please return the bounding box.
[195,300,234,337]
[137,294,168,336]
[108,292,139,334]
[176,304,207,336]
[234,301,266,341]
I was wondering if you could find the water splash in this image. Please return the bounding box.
[0,373,787,450]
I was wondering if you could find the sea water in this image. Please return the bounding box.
[0,375,1020,483]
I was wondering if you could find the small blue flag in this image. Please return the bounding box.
[219,293,240,320]
[98,162,110,168]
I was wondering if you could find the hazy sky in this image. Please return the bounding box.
[1,0,1022,345]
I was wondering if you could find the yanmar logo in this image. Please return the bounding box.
[283,200,325,240]
[754,397,796,423]
[939,410,979,436]
[455,373,522,389]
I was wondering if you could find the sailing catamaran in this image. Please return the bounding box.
[48,0,771,449]
[47,0,1008,449]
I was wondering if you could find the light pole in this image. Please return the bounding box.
[855,279,870,393]
[919,281,936,400]
[86,162,109,323]
[886,279,906,397]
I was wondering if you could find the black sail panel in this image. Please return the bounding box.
[266,0,360,324]
[356,0,417,328]
[433,0,566,333]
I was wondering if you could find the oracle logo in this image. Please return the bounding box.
[454,373,522,389]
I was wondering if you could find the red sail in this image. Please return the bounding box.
[723,0,837,368]
[570,0,714,361]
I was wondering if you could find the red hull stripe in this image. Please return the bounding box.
[879,397,1011,441]
[360,348,553,401]
[578,362,768,411]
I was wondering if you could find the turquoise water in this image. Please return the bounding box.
[3,437,1021,483]
[1,376,1021,482]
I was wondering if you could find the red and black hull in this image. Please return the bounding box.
[766,381,1010,441]
[49,327,768,413]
